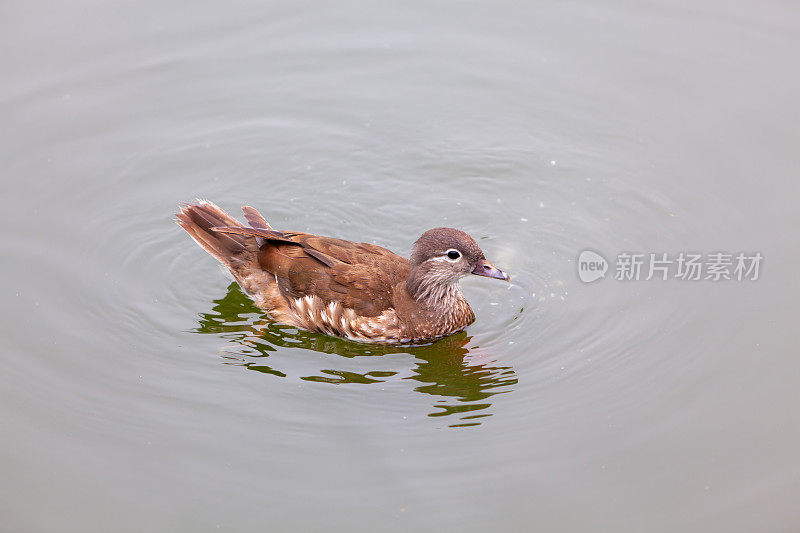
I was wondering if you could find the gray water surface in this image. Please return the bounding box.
[2,1,800,531]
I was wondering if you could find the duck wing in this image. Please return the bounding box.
[211,226,409,317]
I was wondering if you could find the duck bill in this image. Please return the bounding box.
[472,259,509,281]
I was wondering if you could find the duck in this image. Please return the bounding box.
[176,200,508,344]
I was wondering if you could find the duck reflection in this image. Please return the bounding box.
[195,283,517,427]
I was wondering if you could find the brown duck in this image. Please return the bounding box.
[176,200,508,344]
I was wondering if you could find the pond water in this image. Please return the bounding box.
[2,0,799,531]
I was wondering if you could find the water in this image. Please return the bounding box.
[2,1,799,531]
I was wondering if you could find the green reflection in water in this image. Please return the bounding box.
[194,283,517,427]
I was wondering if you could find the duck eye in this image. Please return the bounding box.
[446,249,461,261]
